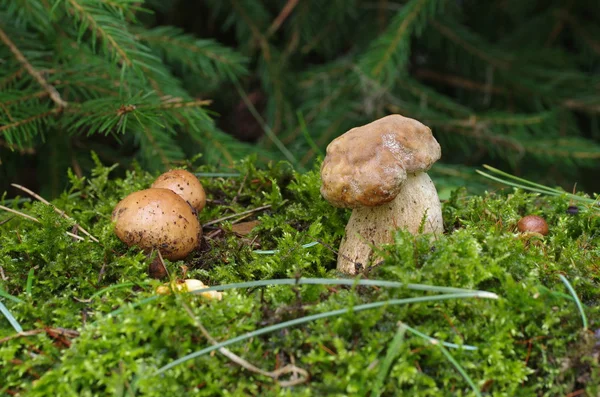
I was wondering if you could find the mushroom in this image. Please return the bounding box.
[112,188,201,261]
[320,114,443,274]
[517,215,549,236]
[151,169,206,212]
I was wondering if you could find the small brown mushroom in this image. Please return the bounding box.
[320,114,443,274]
[517,215,549,236]
[112,188,201,261]
[151,169,206,212]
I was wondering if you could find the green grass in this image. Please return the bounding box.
[0,157,598,396]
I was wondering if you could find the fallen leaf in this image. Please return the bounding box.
[231,220,260,236]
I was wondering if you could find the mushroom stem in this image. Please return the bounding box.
[337,172,443,274]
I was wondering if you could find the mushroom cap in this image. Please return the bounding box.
[112,188,201,261]
[320,114,441,208]
[517,215,549,236]
[151,169,206,212]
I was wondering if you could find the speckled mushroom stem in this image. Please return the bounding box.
[337,172,443,274]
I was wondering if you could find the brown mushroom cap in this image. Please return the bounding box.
[517,215,549,236]
[151,169,206,212]
[112,188,201,261]
[320,114,441,208]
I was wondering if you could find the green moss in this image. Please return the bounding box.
[1,158,598,396]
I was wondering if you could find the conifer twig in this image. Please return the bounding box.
[9,184,100,243]
[0,205,85,241]
[267,0,300,36]
[0,108,62,134]
[66,0,132,67]
[0,27,67,108]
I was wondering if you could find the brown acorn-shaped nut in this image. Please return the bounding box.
[517,215,549,236]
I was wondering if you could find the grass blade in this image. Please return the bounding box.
[482,165,562,195]
[558,274,588,330]
[184,277,499,297]
[297,110,323,158]
[436,341,482,397]
[26,268,35,296]
[0,288,24,304]
[88,282,152,301]
[476,170,559,196]
[253,241,319,254]
[0,300,23,333]
[478,165,598,205]
[153,292,491,376]
[194,172,241,178]
[370,323,407,397]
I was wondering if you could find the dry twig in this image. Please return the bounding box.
[11,183,100,242]
[179,300,309,387]
[203,205,272,227]
[0,204,85,241]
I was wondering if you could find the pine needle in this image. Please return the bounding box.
[0,300,23,333]
[558,275,588,330]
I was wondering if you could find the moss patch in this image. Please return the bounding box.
[1,158,599,396]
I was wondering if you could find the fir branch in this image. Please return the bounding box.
[430,19,511,69]
[0,0,53,33]
[136,123,182,168]
[267,0,299,37]
[0,26,67,108]
[359,0,444,85]
[0,108,60,136]
[0,68,25,89]
[397,78,474,117]
[64,0,132,66]
[135,26,248,80]
[228,0,271,56]
[0,90,49,106]
[415,68,506,95]
[62,0,161,79]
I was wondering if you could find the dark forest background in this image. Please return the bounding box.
[1,0,599,198]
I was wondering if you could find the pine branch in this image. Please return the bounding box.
[267,0,299,37]
[0,108,60,143]
[358,0,444,85]
[0,26,67,108]
[430,18,512,70]
[0,0,52,33]
[62,0,162,78]
[135,123,184,169]
[135,26,248,81]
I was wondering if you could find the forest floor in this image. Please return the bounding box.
[1,157,599,396]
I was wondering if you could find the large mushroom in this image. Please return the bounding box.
[320,114,443,274]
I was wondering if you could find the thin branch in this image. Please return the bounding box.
[179,300,308,387]
[1,91,51,107]
[415,69,506,94]
[0,27,67,108]
[11,183,100,243]
[430,20,510,69]
[267,0,300,37]
[0,108,61,134]
[0,203,85,241]
[0,327,79,344]
[0,205,40,223]
[371,0,430,78]
[203,205,272,227]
